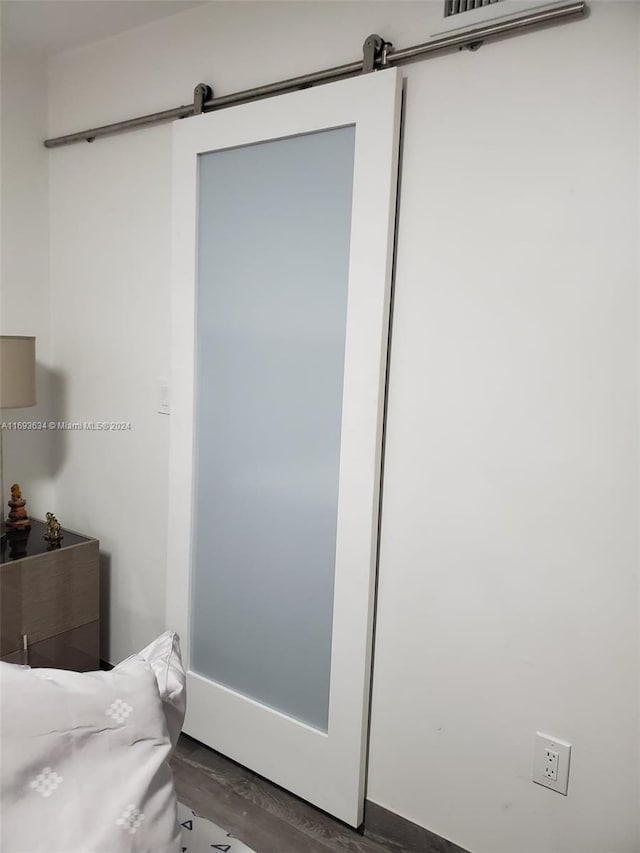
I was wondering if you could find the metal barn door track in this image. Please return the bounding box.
[44,1,586,148]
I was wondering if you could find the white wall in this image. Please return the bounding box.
[367,6,640,853]
[46,3,639,853]
[0,14,53,516]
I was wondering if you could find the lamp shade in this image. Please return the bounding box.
[0,336,36,409]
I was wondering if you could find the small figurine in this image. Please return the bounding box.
[44,512,63,547]
[6,483,30,530]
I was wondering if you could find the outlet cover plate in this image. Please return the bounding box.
[533,732,571,795]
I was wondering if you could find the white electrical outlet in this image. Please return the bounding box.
[543,748,559,781]
[533,733,571,795]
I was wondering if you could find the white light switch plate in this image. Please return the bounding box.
[157,378,170,415]
[533,732,571,795]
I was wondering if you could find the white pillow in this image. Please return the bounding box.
[123,630,186,749]
[0,633,186,853]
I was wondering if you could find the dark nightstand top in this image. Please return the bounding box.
[0,519,93,564]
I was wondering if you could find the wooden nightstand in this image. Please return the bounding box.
[0,519,99,671]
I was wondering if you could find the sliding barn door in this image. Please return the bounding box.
[167,68,402,826]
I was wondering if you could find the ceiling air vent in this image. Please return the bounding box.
[432,1,569,37]
[445,0,504,17]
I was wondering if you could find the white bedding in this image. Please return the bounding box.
[0,632,186,853]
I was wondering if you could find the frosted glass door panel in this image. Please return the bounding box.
[191,127,356,732]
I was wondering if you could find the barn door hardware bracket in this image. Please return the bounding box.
[362,34,392,73]
[194,83,214,115]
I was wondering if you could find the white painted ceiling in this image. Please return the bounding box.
[2,0,207,56]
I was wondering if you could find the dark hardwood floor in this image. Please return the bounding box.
[171,735,396,853]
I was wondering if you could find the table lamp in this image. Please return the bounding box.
[0,336,37,540]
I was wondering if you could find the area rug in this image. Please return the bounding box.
[178,801,255,852]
